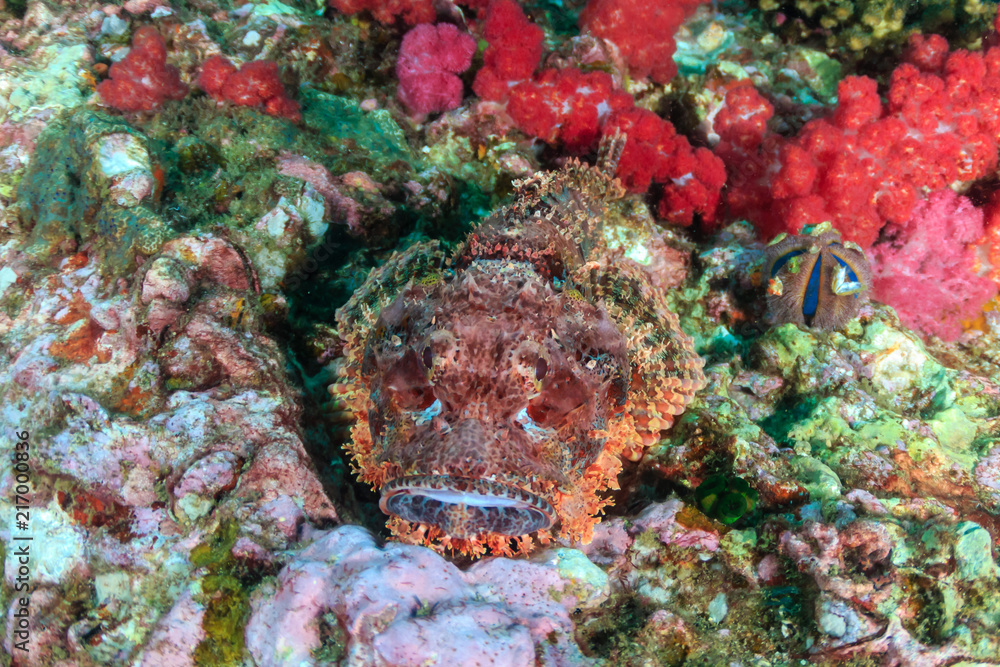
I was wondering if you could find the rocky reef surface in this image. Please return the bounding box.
[0,1,999,666]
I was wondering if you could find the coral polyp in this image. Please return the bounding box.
[333,137,705,556]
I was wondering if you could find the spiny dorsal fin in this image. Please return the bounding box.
[596,129,626,180]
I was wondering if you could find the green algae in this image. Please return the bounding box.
[191,520,251,667]
[758,393,820,447]
[301,89,413,170]
[758,0,993,58]
[312,612,347,663]
[16,109,172,275]
[789,456,842,501]
[0,43,91,124]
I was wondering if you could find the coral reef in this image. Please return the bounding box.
[16,109,172,274]
[2,0,1000,665]
[247,525,605,666]
[0,232,336,663]
[715,33,1000,248]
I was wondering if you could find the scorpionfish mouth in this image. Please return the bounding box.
[379,475,556,539]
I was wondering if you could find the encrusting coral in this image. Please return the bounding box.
[332,135,705,556]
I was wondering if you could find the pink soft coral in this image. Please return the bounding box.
[870,190,998,341]
[97,27,187,112]
[397,23,477,116]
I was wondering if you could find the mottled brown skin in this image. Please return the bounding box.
[333,137,705,556]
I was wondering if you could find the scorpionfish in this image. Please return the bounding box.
[332,136,705,556]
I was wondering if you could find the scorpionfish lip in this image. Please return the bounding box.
[379,475,556,539]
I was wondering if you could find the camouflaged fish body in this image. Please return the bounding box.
[333,137,705,556]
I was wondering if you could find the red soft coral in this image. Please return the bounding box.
[97,27,187,112]
[197,56,300,121]
[507,68,632,152]
[870,190,998,341]
[714,34,1000,248]
[605,107,726,229]
[472,0,544,101]
[579,0,707,84]
[328,0,434,25]
[397,23,477,116]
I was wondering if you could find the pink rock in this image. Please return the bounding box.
[145,299,184,336]
[4,588,64,666]
[231,537,273,567]
[237,436,339,531]
[138,587,205,667]
[159,236,251,291]
[141,257,190,304]
[756,554,781,584]
[252,495,305,542]
[276,153,367,234]
[246,526,598,667]
[173,450,239,499]
[975,446,1000,506]
[123,0,169,13]
[579,516,632,566]
[631,499,720,552]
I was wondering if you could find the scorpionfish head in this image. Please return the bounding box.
[360,261,630,539]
